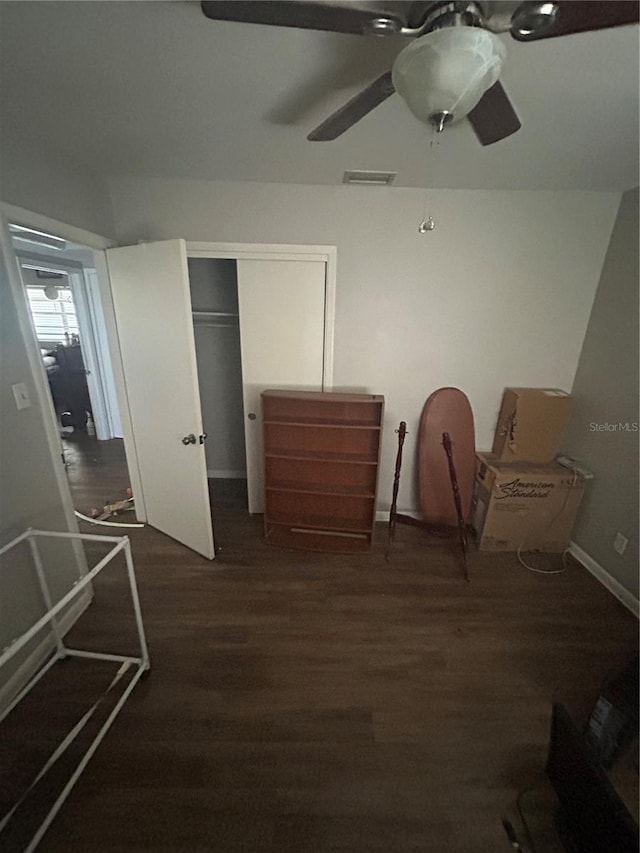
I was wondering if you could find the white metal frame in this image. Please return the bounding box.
[0,529,150,853]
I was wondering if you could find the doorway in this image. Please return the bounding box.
[188,258,247,511]
[9,223,136,524]
[21,262,93,435]
[186,244,336,518]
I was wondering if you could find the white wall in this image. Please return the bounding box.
[0,229,84,701]
[0,136,114,239]
[562,188,639,601]
[109,178,620,512]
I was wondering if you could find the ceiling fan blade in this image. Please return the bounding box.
[467,82,521,146]
[511,1,639,42]
[405,2,435,29]
[307,71,395,141]
[201,1,405,36]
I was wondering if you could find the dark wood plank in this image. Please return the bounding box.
[1,437,637,851]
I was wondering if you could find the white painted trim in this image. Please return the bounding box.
[187,242,335,259]
[323,246,337,391]
[0,591,92,716]
[568,542,639,618]
[98,250,147,522]
[69,270,111,440]
[14,248,83,273]
[0,201,115,251]
[82,267,123,438]
[185,241,337,390]
[189,250,325,262]
[207,469,247,479]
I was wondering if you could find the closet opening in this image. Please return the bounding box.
[188,258,248,512]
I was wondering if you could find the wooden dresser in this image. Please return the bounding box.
[261,390,384,552]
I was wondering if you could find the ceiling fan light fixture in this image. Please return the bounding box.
[391,27,506,127]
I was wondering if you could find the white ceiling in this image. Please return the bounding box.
[0,1,638,191]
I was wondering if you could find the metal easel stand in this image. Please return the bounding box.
[0,528,151,852]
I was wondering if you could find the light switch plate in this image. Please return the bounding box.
[613,532,628,556]
[12,382,31,410]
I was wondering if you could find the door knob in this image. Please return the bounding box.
[248,413,257,421]
[182,433,197,445]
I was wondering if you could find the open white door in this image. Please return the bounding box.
[237,258,326,513]
[106,240,215,559]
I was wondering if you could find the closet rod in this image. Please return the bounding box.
[192,310,239,319]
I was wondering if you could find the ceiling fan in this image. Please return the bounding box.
[201,1,639,145]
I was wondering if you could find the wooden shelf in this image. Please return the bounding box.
[262,390,384,553]
[265,512,372,534]
[266,480,375,498]
[265,525,371,554]
[265,449,378,465]
[264,416,381,429]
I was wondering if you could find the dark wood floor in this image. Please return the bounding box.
[2,437,637,852]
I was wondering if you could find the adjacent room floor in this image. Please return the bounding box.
[2,439,637,852]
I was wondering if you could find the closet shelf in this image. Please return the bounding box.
[265,513,372,535]
[264,417,381,429]
[265,449,378,465]
[266,480,376,498]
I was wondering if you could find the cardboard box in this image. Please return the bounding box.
[492,387,572,463]
[472,452,587,552]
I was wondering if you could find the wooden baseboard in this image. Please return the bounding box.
[568,542,639,618]
[0,590,93,716]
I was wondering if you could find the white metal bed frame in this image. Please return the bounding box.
[0,528,150,852]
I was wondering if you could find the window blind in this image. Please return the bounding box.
[26,285,79,345]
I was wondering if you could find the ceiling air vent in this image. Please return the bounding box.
[343,170,397,185]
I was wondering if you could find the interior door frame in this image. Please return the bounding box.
[0,202,146,520]
[14,249,113,441]
[186,242,337,390]
[0,201,115,566]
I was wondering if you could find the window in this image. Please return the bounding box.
[26,283,80,345]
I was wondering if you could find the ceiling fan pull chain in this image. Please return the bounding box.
[418,127,438,233]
